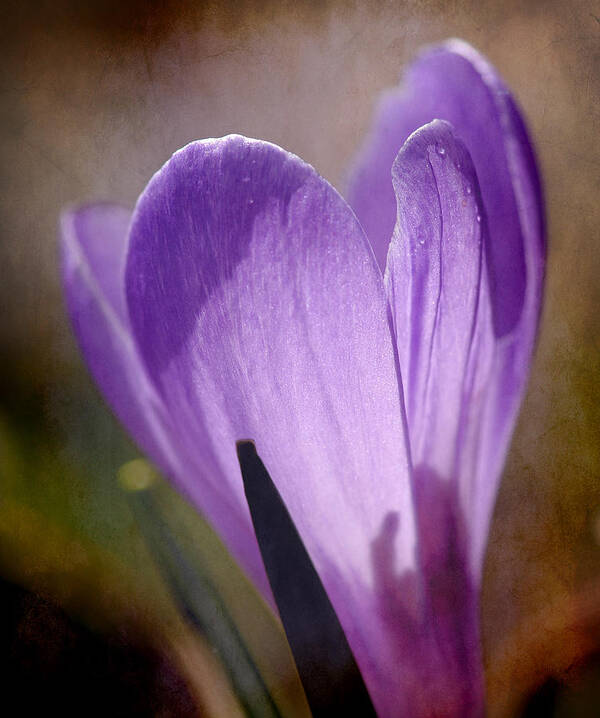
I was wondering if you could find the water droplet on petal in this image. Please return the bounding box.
[418,235,425,245]
[476,214,481,223]
[436,145,446,157]
[466,185,472,195]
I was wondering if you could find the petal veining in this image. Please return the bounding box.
[61,202,268,598]
[61,204,164,462]
[350,41,545,581]
[384,121,488,714]
[125,135,418,715]
[346,39,544,339]
[387,120,491,500]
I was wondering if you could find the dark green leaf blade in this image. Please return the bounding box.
[237,441,377,718]
[122,461,282,718]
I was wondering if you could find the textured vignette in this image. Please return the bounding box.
[1,2,600,716]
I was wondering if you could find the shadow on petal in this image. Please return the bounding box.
[370,466,484,717]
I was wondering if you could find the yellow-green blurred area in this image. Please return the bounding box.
[1,0,599,715]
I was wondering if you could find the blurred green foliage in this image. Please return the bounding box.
[0,367,309,716]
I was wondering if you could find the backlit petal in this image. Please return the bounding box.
[125,135,417,715]
[61,203,268,597]
[385,121,488,714]
[347,39,544,336]
[349,40,545,579]
[61,204,164,462]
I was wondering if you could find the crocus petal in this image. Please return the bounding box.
[61,203,270,599]
[349,40,545,579]
[384,120,487,715]
[61,204,164,462]
[125,135,418,715]
[386,121,488,492]
[347,40,544,336]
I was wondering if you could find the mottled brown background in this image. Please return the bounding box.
[1,1,599,715]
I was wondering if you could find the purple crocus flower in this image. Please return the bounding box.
[61,39,545,717]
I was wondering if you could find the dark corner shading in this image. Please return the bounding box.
[0,577,195,717]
